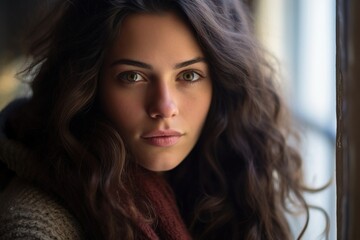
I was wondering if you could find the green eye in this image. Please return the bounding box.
[180,71,201,82]
[117,72,144,83]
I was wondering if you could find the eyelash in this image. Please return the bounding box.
[116,70,205,84]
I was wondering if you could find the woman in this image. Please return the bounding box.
[0,0,311,239]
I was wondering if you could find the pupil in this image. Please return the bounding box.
[185,73,193,80]
[129,73,136,81]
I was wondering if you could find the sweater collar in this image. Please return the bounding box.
[0,98,42,181]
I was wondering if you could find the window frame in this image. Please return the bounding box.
[336,0,360,238]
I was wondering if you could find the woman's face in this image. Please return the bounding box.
[100,12,212,171]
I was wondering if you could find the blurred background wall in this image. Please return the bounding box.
[0,0,55,108]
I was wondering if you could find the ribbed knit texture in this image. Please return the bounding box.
[0,100,83,239]
[0,177,83,239]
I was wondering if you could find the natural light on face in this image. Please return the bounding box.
[100,12,213,172]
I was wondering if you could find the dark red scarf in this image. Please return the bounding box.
[136,170,192,240]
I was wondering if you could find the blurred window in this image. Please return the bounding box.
[255,0,336,239]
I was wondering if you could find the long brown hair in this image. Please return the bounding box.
[6,0,311,239]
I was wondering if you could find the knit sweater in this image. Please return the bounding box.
[0,176,83,239]
[0,99,83,239]
[0,108,84,239]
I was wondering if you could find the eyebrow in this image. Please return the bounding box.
[110,57,206,69]
[111,59,152,69]
[174,57,206,69]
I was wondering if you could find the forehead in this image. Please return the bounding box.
[105,12,204,64]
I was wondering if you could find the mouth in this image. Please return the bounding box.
[141,130,183,147]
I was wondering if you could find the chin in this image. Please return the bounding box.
[139,158,184,172]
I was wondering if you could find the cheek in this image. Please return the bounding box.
[182,87,212,130]
[101,89,144,133]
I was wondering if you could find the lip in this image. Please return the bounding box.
[141,130,183,147]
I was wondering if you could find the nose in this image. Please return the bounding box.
[147,81,179,119]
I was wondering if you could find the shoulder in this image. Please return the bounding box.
[0,177,84,240]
